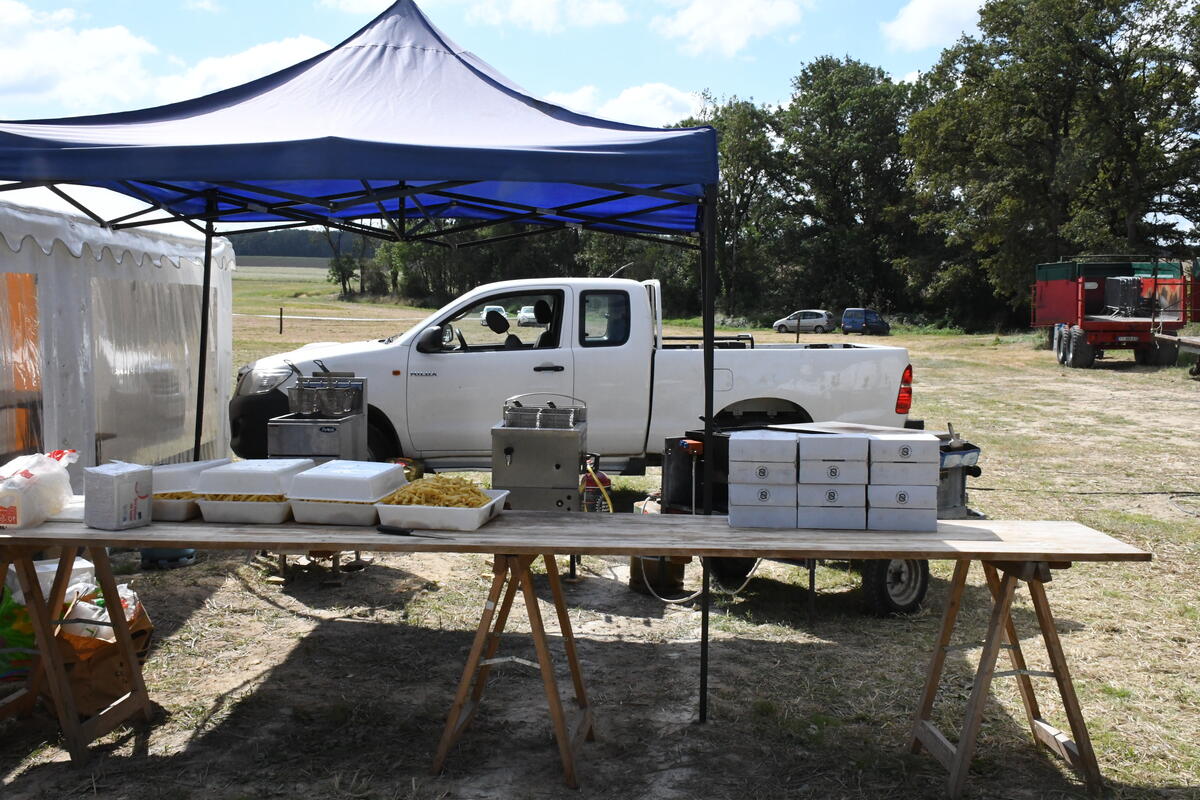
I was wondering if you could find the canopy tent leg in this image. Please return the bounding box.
[193,192,216,462]
[698,181,717,724]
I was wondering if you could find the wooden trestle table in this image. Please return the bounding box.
[1,513,1149,797]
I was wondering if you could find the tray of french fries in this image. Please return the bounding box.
[196,459,314,524]
[375,475,508,531]
[152,458,230,521]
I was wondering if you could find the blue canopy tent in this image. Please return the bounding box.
[0,0,721,712]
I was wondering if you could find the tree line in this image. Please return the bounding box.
[237,0,1200,331]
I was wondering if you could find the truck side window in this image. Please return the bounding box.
[580,291,630,348]
[441,291,562,351]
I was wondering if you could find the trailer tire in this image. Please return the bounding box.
[1067,326,1094,368]
[1055,326,1069,364]
[861,558,929,615]
[1052,325,1062,360]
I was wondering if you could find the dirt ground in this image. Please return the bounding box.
[3,311,1199,799]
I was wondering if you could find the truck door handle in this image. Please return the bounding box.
[533,365,565,372]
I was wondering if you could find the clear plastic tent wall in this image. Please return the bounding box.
[0,201,233,488]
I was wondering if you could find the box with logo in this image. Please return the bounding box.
[796,484,866,508]
[728,460,795,484]
[728,483,797,507]
[728,430,798,464]
[84,462,153,531]
[797,460,868,484]
[867,484,937,509]
[868,432,941,464]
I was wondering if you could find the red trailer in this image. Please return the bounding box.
[1032,258,1194,368]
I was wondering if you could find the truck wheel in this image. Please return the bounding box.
[367,423,399,462]
[861,559,929,615]
[704,557,756,589]
[1067,326,1094,368]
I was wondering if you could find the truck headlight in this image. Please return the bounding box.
[236,366,292,396]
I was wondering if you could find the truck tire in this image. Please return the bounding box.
[1055,326,1069,364]
[1067,326,1094,368]
[861,559,929,615]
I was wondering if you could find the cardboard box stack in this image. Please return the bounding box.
[727,430,798,528]
[796,433,867,529]
[866,432,941,531]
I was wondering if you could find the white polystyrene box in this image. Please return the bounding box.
[868,432,941,464]
[869,461,940,486]
[796,484,865,508]
[196,459,315,497]
[728,505,797,528]
[797,460,868,485]
[728,483,797,507]
[152,458,232,493]
[867,484,938,509]
[288,460,408,502]
[375,489,509,532]
[868,507,938,531]
[728,430,798,464]
[796,506,866,530]
[728,461,796,485]
[796,433,869,462]
[84,462,152,530]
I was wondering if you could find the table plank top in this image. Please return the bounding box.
[0,512,1150,563]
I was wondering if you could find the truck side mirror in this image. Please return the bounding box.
[416,325,446,353]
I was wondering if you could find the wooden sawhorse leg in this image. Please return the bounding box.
[432,553,594,787]
[7,545,153,763]
[909,560,1102,798]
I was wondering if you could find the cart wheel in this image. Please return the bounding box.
[704,556,756,589]
[1067,326,1094,368]
[861,559,929,615]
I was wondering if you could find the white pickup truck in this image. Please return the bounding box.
[230,278,914,471]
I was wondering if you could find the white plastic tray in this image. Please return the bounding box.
[375,489,508,532]
[198,499,292,524]
[196,459,314,497]
[152,497,199,522]
[291,499,379,526]
[288,460,407,503]
[153,458,231,493]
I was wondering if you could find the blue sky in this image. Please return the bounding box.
[1,0,984,125]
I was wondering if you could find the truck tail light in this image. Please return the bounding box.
[895,364,913,415]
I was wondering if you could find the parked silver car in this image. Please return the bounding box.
[772,309,834,334]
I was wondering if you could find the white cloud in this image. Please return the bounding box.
[466,0,627,33]
[154,36,328,103]
[184,0,222,12]
[545,85,600,112]
[548,82,701,127]
[652,0,804,58]
[881,0,982,52]
[0,1,328,116]
[0,3,159,112]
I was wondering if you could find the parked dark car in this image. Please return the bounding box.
[841,307,890,335]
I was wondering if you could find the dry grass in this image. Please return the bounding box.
[2,273,1198,799]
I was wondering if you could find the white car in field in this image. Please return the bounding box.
[773,309,834,334]
[479,304,507,326]
[516,305,539,326]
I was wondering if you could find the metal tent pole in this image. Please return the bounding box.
[699,182,717,723]
[192,192,216,462]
